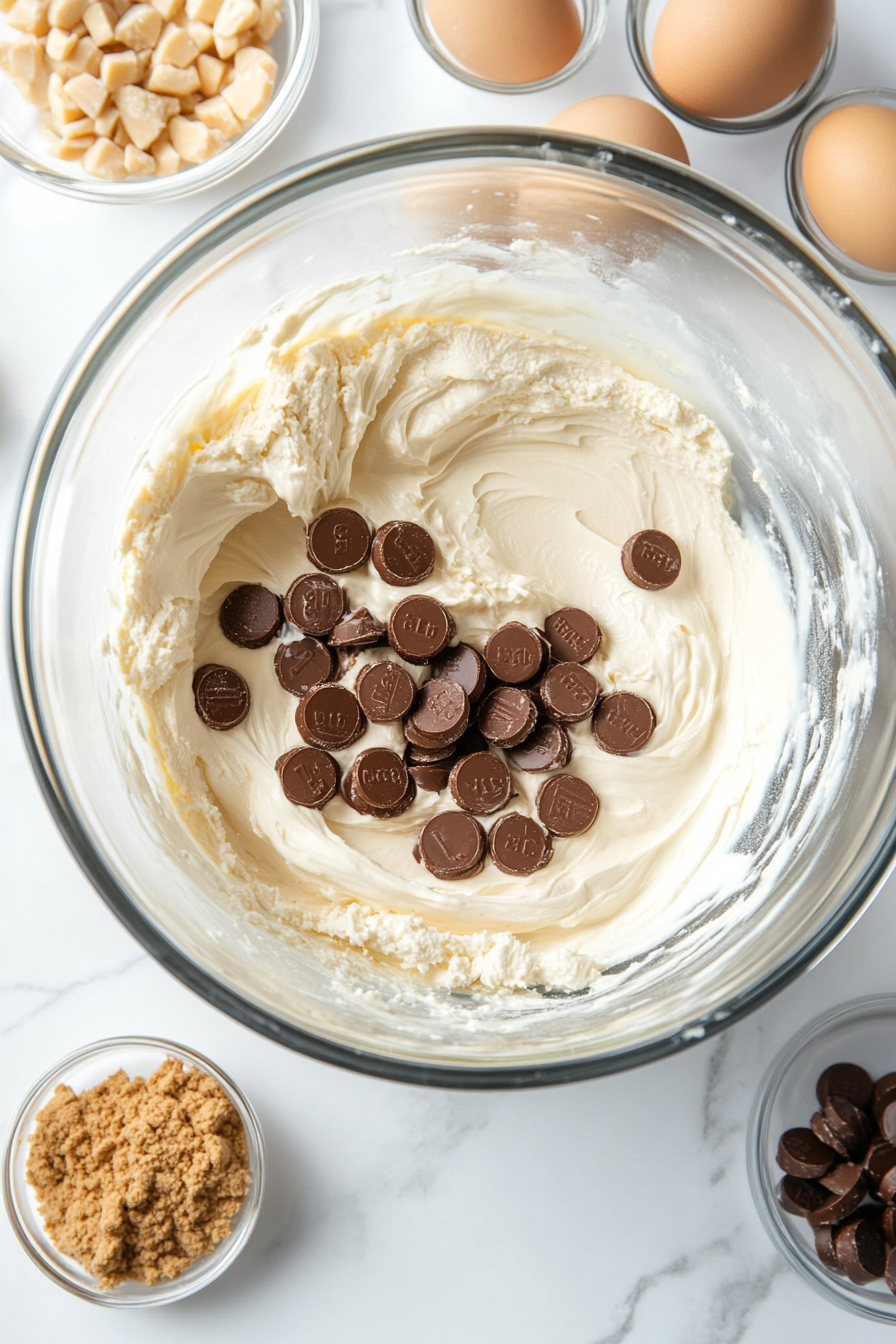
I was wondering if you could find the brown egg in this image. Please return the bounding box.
[548,95,689,164]
[801,103,896,273]
[652,0,835,119]
[425,0,581,86]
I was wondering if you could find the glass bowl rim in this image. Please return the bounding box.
[746,994,896,1322]
[8,127,896,1089]
[0,0,320,204]
[2,1034,266,1306]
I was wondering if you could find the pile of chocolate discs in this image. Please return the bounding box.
[776,1062,896,1293]
[193,508,682,881]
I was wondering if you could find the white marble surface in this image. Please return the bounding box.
[3,1,896,1339]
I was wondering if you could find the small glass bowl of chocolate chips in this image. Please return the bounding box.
[748,996,896,1321]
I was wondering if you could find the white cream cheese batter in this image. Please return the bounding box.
[114,265,798,992]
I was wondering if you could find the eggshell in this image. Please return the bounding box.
[548,95,689,164]
[652,0,835,119]
[425,0,581,86]
[801,103,896,273]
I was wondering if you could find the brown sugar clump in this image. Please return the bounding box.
[26,1057,251,1288]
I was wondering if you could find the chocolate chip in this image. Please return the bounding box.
[371,520,436,586]
[886,1245,896,1296]
[276,746,339,808]
[477,686,538,748]
[306,507,371,573]
[536,774,598,838]
[219,583,282,648]
[274,637,337,698]
[592,692,656,755]
[483,622,546,685]
[295,682,366,750]
[882,1100,896,1146]
[409,763,452,793]
[808,1165,867,1226]
[387,595,455,664]
[341,758,416,818]
[505,722,571,773]
[824,1095,874,1160]
[543,607,601,663]
[621,530,682,591]
[776,1129,837,1180]
[405,740,457,764]
[418,812,486,880]
[810,1110,849,1159]
[328,607,385,649]
[817,1063,874,1111]
[355,660,415,722]
[193,664,250,730]
[488,812,553,876]
[540,662,599,723]
[449,752,514,815]
[405,679,469,748]
[836,1218,887,1284]
[777,1175,828,1217]
[430,642,488,702]
[352,748,410,811]
[814,1226,843,1272]
[283,573,345,636]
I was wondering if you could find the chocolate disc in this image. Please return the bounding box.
[409,763,452,793]
[341,761,416,818]
[477,686,538,748]
[817,1063,874,1111]
[219,583,282,648]
[882,1100,896,1146]
[808,1165,867,1227]
[621,530,682,591]
[536,774,598,838]
[352,748,409,811]
[406,679,469,746]
[284,573,345,635]
[873,1073,896,1115]
[277,746,339,808]
[592,692,656,755]
[488,812,553,876]
[355,661,415,722]
[824,1095,874,1159]
[879,1165,896,1203]
[776,1129,837,1180]
[777,1175,828,1218]
[274,637,337,698]
[483,622,545,685]
[387,595,455,664]
[371,520,436,586]
[815,1226,843,1272]
[820,1161,867,1195]
[543,607,601,663]
[418,812,486,880]
[306,507,371,573]
[405,740,457,764]
[836,1219,887,1284]
[449,752,513,815]
[863,1141,896,1185]
[296,682,365,749]
[505,722,571,773]
[540,663,599,723]
[430,642,488,702]
[810,1111,849,1160]
[194,665,250,730]
[328,608,386,649]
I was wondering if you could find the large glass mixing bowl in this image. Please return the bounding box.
[10,132,896,1087]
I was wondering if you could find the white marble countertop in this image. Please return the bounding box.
[3,1,896,1339]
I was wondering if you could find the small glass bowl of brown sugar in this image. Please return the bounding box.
[2,1036,265,1306]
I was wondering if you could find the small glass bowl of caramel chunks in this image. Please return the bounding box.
[0,0,318,198]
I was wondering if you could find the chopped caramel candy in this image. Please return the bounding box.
[212,0,257,38]
[145,60,198,93]
[93,100,117,133]
[149,0,181,17]
[100,47,138,87]
[123,140,154,172]
[6,0,51,37]
[45,25,79,57]
[46,0,87,25]
[184,17,212,51]
[193,91,237,134]
[82,1,116,45]
[150,127,179,172]
[0,33,49,106]
[114,3,162,49]
[167,109,219,160]
[151,19,196,66]
[220,58,270,121]
[82,132,126,176]
[185,0,220,21]
[65,68,106,115]
[114,81,174,146]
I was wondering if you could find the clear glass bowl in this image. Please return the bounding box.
[0,0,318,202]
[786,88,896,287]
[626,0,838,134]
[747,997,896,1323]
[2,1036,265,1306]
[10,131,896,1086]
[406,0,607,94]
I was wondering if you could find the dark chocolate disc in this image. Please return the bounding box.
[776,1129,837,1180]
[882,1100,896,1146]
[418,812,486,880]
[807,1165,867,1227]
[810,1110,849,1160]
[483,622,545,685]
[219,583,282,648]
[406,679,469,745]
[836,1218,887,1284]
[352,748,409,811]
[284,573,345,635]
[409,763,452,793]
[823,1095,874,1160]
[621,530,682,591]
[817,1063,874,1111]
[879,1165,896,1203]
[477,686,537,748]
[536,774,598,838]
[355,661,416,722]
[274,637,336,698]
[863,1141,896,1185]
[873,1073,896,1117]
[540,662,599,723]
[430,642,488,702]
[328,608,386,648]
[777,1175,828,1218]
[277,746,339,808]
[306,507,371,573]
[295,682,365,749]
[405,740,458,764]
[488,812,553,876]
[882,1208,896,1248]
[194,665,250,730]
[449,752,513,815]
[592,692,656,755]
[505,722,571,773]
[387,595,455,664]
[371,520,436,586]
[815,1226,843,1272]
[341,761,416,818]
[543,607,601,663]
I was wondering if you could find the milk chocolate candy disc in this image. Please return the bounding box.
[418,812,486,880]
[815,1226,843,1272]
[540,663,599,723]
[306,507,371,574]
[371,520,436,586]
[341,760,416,818]
[219,583,282,648]
[864,1140,896,1185]
[543,607,601,663]
[277,746,339,808]
[405,740,457,764]
[489,812,553,876]
[810,1110,849,1160]
[355,660,415,722]
[477,686,537,748]
[284,573,345,635]
[823,1095,874,1159]
[873,1073,896,1115]
[274,637,336,698]
[505,722,571,773]
[387,595,455,665]
[879,1164,896,1204]
[296,682,365,749]
[483,622,545,685]
[449,752,513,815]
[409,763,452,793]
[536,775,599,838]
[776,1129,836,1180]
[406,678,469,746]
[592,692,656,755]
[817,1063,874,1111]
[777,1176,828,1218]
[328,608,385,649]
[882,1207,896,1248]
[808,1165,867,1227]
[194,665,250,730]
[353,748,409,811]
[836,1219,887,1284]
[430,642,488,702]
[621,530,682,591]
[882,1100,896,1146]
